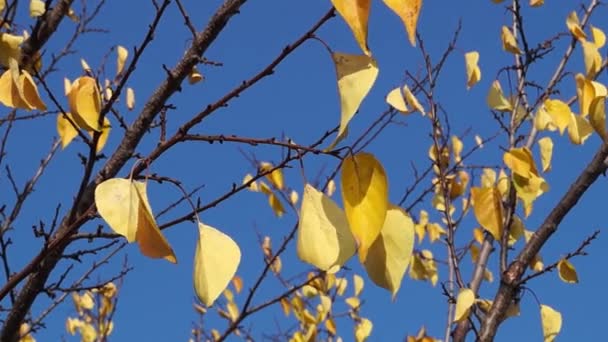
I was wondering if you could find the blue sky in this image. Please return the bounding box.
[4,0,608,341]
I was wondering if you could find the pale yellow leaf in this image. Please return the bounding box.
[567,112,593,145]
[29,0,45,17]
[464,51,481,89]
[341,152,389,262]
[534,106,557,132]
[353,274,364,297]
[364,205,415,297]
[487,80,512,111]
[354,318,373,342]
[581,40,602,78]
[501,26,522,54]
[538,137,553,173]
[503,147,538,178]
[591,26,606,48]
[381,0,422,47]
[403,85,425,115]
[194,223,241,306]
[126,87,135,110]
[331,0,371,55]
[116,45,128,76]
[95,178,176,263]
[589,96,607,140]
[540,304,562,342]
[452,136,464,163]
[297,184,356,272]
[57,113,79,149]
[557,259,579,283]
[566,11,586,40]
[386,86,408,113]
[453,288,475,322]
[331,53,379,146]
[544,99,571,134]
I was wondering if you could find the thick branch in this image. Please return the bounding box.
[478,142,608,341]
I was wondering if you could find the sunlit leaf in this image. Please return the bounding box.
[566,11,586,40]
[341,152,389,262]
[126,87,135,110]
[382,0,422,47]
[95,178,177,263]
[355,318,373,342]
[453,288,475,322]
[194,223,241,306]
[464,51,481,89]
[29,0,45,17]
[487,80,512,111]
[330,53,379,147]
[540,304,562,342]
[471,187,503,240]
[530,0,544,7]
[581,40,602,78]
[538,137,553,173]
[501,26,522,55]
[544,99,571,134]
[386,86,408,113]
[259,162,284,190]
[297,184,356,272]
[331,0,371,54]
[68,76,102,131]
[591,26,606,48]
[364,205,415,297]
[116,45,128,76]
[567,113,593,145]
[589,96,607,140]
[557,259,579,284]
[503,147,538,178]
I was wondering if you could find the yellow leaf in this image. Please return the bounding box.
[260,182,286,217]
[480,168,496,188]
[567,112,593,145]
[116,45,128,76]
[19,70,46,110]
[581,40,602,78]
[341,152,389,262]
[471,187,503,240]
[497,169,509,197]
[381,0,422,47]
[544,99,571,134]
[94,179,176,262]
[297,184,356,272]
[453,288,475,322]
[464,51,481,89]
[336,277,348,296]
[589,96,607,140]
[540,304,562,342]
[29,0,45,17]
[364,205,415,297]
[473,227,484,244]
[126,87,135,110]
[503,147,538,178]
[259,162,284,190]
[513,174,549,217]
[327,179,336,196]
[501,26,522,55]
[88,116,111,153]
[530,0,544,7]
[331,0,371,55]
[566,11,586,40]
[353,274,364,297]
[538,137,553,173]
[591,26,606,48]
[452,136,464,163]
[534,106,558,132]
[0,69,46,111]
[414,210,428,243]
[386,86,408,113]
[188,66,204,84]
[557,259,579,283]
[289,190,299,205]
[409,250,438,285]
[242,173,259,191]
[0,33,24,69]
[508,216,525,245]
[80,58,92,73]
[194,223,241,306]
[487,80,512,111]
[0,0,4,12]
[68,76,102,131]
[57,113,79,149]
[331,53,379,146]
[403,85,425,115]
[354,318,373,342]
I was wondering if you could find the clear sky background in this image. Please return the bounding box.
[4,0,608,341]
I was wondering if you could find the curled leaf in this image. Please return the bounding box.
[464,51,481,89]
[557,259,579,284]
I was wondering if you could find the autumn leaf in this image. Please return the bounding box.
[557,259,579,283]
[116,45,128,76]
[487,80,512,111]
[566,11,586,40]
[364,205,415,297]
[471,187,503,240]
[331,0,371,55]
[67,76,102,131]
[464,51,481,89]
[538,137,553,173]
[501,26,522,54]
[297,184,356,272]
[193,223,241,306]
[381,0,422,47]
[330,53,379,148]
[540,304,562,342]
[589,96,607,140]
[341,152,389,262]
[453,288,475,322]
